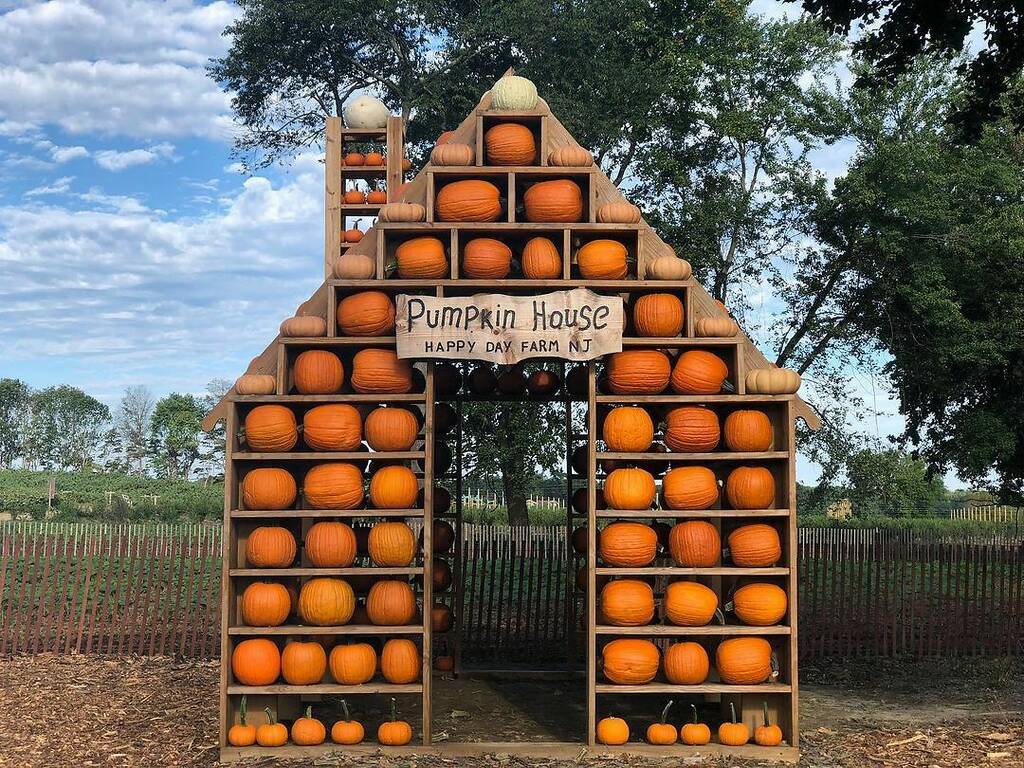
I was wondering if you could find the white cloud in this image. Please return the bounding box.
[93,141,176,171]
[25,175,74,196]
[50,145,88,162]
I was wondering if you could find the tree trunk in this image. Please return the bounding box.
[497,405,531,526]
[503,474,530,526]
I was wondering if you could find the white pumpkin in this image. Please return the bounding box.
[344,95,390,129]
[491,75,538,110]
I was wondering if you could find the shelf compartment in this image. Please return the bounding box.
[230,567,423,577]
[231,508,423,519]
[596,567,790,576]
[229,624,424,636]
[595,509,790,519]
[228,683,422,695]
[595,625,791,636]
[595,682,792,694]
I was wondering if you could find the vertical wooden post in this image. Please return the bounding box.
[218,406,236,749]
[585,362,597,746]
[422,364,435,745]
[325,117,342,278]
[386,116,404,201]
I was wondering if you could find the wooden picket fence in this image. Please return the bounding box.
[0,521,1021,661]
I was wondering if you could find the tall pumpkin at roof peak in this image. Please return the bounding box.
[491,75,538,110]
[344,95,389,128]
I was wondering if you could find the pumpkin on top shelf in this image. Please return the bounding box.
[485,122,536,165]
[490,74,538,110]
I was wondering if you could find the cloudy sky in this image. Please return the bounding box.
[0,0,909,483]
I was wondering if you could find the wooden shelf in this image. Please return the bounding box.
[595,394,794,404]
[377,221,636,232]
[595,682,791,694]
[230,567,423,577]
[597,451,789,462]
[231,394,427,403]
[596,625,791,636]
[281,336,396,346]
[228,683,422,695]
[596,567,790,576]
[232,509,424,519]
[340,204,384,215]
[595,509,790,518]
[328,278,693,290]
[229,624,423,636]
[340,128,388,140]
[341,167,386,179]
[233,451,423,461]
[621,337,739,348]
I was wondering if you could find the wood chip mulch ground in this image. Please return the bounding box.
[0,654,1021,768]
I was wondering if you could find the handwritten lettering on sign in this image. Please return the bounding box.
[395,289,624,364]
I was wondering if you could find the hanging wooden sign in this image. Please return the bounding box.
[395,288,624,364]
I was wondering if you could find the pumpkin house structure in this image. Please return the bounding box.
[204,73,818,761]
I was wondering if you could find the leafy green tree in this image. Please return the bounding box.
[25,385,111,471]
[845,448,947,517]
[149,394,207,480]
[202,378,232,476]
[114,385,155,475]
[0,378,32,468]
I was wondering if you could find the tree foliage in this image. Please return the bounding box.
[149,394,208,481]
[24,386,111,472]
[846,448,947,517]
[0,378,31,468]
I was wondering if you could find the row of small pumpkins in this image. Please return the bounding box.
[598,579,786,628]
[432,123,596,169]
[343,188,389,205]
[596,520,782,568]
[232,636,422,686]
[242,402,420,453]
[242,463,420,510]
[240,574,419,627]
[602,465,779,512]
[245,348,414,396]
[597,702,782,747]
[602,405,773,453]
[601,636,778,687]
[229,698,413,748]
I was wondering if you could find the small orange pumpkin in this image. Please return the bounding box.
[633,293,684,336]
[485,122,536,165]
[381,638,420,684]
[521,236,563,279]
[344,152,365,166]
[343,227,363,243]
[596,715,629,745]
[350,349,413,394]
[663,643,709,685]
[523,179,583,222]
[661,466,719,510]
[303,462,364,510]
[293,350,345,394]
[367,189,387,204]
[338,291,396,336]
[377,698,413,746]
[646,701,677,745]
[244,405,298,452]
[599,521,658,566]
[256,708,288,747]
[365,151,384,166]
[302,404,362,451]
[577,239,628,279]
[291,705,326,745]
[601,638,659,684]
[664,406,720,452]
[331,699,365,744]
[435,179,502,222]
[680,704,711,745]
[395,236,448,279]
[462,237,512,279]
[718,702,751,745]
[227,695,257,746]
[605,350,670,394]
[670,350,728,395]
[344,189,367,204]
[755,701,784,746]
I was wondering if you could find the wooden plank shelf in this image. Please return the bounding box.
[232,451,423,461]
[280,336,396,346]
[228,683,422,695]
[596,625,791,636]
[232,508,424,519]
[339,128,388,140]
[231,394,427,403]
[329,278,693,290]
[596,567,790,576]
[595,682,792,694]
[621,337,740,348]
[340,203,384,215]
[340,167,386,179]
[595,509,790,519]
[229,624,424,636]
[595,394,794,404]
[376,221,636,232]
[230,567,423,577]
[596,451,789,461]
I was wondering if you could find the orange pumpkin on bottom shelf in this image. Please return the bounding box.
[596,715,629,745]
[755,701,784,746]
[381,638,421,684]
[331,700,364,744]
[646,701,677,745]
[291,706,326,746]
[378,698,413,746]
[227,695,257,746]
[663,641,709,685]
[680,704,711,746]
[256,708,288,747]
[718,702,751,746]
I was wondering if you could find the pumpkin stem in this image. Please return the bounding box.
[660,700,674,725]
[690,704,699,725]
[390,697,398,722]
[762,701,770,727]
[770,651,780,680]
[238,695,248,726]
[729,701,738,724]
[714,607,726,625]
[305,705,313,720]
[340,699,351,722]
[723,599,735,613]
[264,707,276,726]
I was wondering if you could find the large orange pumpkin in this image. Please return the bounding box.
[302,404,362,451]
[715,637,775,684]
[523,179,583,222]
[601,407,654,452]
[435,179,502,222]
[231,638,280,685]
[484,123,536,165]
[730,583,788,626]
[605,350,670,394]
[337,291,396,336]
[366,580,417,625]
[364,406,419,451]
[368,522,417,565]
[350,349,413,394]
[664,406,720,452]
[725,466,776,509]
[601,638,659,684]
[600,579,654,626]
[329,643,377,684]
[240,581,291,626]
[663,581,719,626]
[304,521,357,567]
[577,239,627,279]
[661,466,719,510]
[303,462,364,509]
[603,468,656,510]
[727,524,782,566]
[670,350,728,394]
[633,293,684,336]
[599,521,658,566]
[381,638,421,683]
[244,405,298,452]
[395,236,448,279]
[281,640,327,685]
[241,468,297,510]
[462,237,512,279]
[668,520,721,567]
[369,465,419,509]
[723,410,773,451]
[521,236,562,279]
[293,350,345,394]
[245,526,297,568]
[663,641,709,684]
[298,577,355,626]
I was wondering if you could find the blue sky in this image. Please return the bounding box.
[0,0,914,484]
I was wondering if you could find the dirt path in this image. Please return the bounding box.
[0,655,1020,768]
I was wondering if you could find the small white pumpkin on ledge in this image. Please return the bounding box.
[234,374,275,395]
[646,253,692,281]
[280,315,327,337]
[746,367,802,394]
[334,252,376,279]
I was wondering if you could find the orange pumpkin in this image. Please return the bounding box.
[462,237,512,279]
[338,291,396,336]
[381,638,420,684]
[343,227,363,243]
[303,462,364,509]
[633,293,684,336]
[331,700,365,744]
[344,152,365,166]
[600,579,654,626]
[601,407,654,452]
[668,520,720,567]
[521,236,562,279]
[663,581,719,626]
[680,704,712,745]
[727,524,782,566]
[365,151,384,166]
[231,638,280,685]
[577,239,628,279]
[596,716,629,745]
[293,350,345,394]
[484,122,536,165]
[241,468,297,510]
[245,526,297,568]
[366,579,417,625]
[298,577,355,626]
[670,350,728,395]
[305,521,357,567]
[369,465,419,509]
[601,638,659,684]
[227,696,257,746]
[647,702,678,746]
[730,582,788,626]
[395,236,449,279]
[599,521,658,566]
[719,702,751,745]
[344,189,367,204]
[755,702,785,746]
[291,706,326,746]
[715,637,775,684]
[523,179,583,222]
[351,349,413,394]
[255,710,288,747]
[726,466,776,509]
[364,406,419,451]
[281,640,327,685]
[603,468,656,511]
[661,466,719,510]
[377,698,413,745]
[663,642,709,684]
[240,581,291,627]
[329,643,377,685]
[367,189,387,204]
[302,404,362,451]
[435,179,502,222]
[605,350,670,394]
[723,410,773,451]
[664,406,720,452]
[244,405,298,452]
[368,522,417,565]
